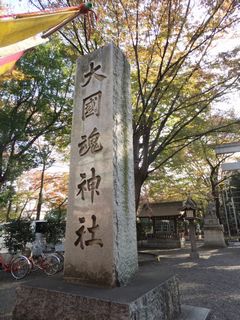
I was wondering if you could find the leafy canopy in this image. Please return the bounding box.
[0,38,74,190]
[29,0,240,208]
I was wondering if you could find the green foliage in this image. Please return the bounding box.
[0,37,74,190]
[44,208,66,245]
[146,130,240,222]
[0,185,14,221]
[3,220,34,253]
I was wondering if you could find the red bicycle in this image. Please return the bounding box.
[0,254,31,280]
[28,253,60,276]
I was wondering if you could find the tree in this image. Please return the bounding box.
[176,137,234,222]
[43,172,68,211]
[0,38,74,192]
[31,169,68,216]
[2,168,69,222]
[35,143,55,220]
[30,0,240,209]
[147,117,240,221]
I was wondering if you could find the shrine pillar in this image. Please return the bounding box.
[64,43,138,287]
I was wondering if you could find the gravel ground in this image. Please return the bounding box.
[145,243,240,320]
[1,244,240,319]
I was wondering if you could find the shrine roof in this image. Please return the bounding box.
[138,201,183,218]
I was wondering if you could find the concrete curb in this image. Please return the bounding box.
[178,305,211,320]
[138,250,161,262]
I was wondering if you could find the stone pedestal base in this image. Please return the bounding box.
[203,227,226,248]
[203,214,226,248]
[203,215,226,249]
[12,265,181,320]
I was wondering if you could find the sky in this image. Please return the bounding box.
[2,0,30,13]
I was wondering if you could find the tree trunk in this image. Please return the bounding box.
[36,161,46,220]
[134,168,147,212]
[210,169,222,223]
[6,199,12,222]
[18,200,29,220]
[214,192,222,224]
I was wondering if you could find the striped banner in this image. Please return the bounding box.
[0,3,93,77]
[0,3,93,48]
[0,35,48,57]
[0,51,24,76]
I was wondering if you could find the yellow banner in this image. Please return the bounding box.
[0,10,78,48]
[0,51,24,76]
[0,35,48,57]
[0,59,17,76]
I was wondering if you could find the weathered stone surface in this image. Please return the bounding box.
[12,273,180,320]
[203,228,226,248]
[64,43,138,287]
[203,215,226,248]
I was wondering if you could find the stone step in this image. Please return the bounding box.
[1,305,211,320]
[0,314,12,320]
[178,305,211,320]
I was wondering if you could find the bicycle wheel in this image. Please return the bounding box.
[43,254,60,276]
[55,252,64,272]
[29,257,39,272]
[11,256,31,280]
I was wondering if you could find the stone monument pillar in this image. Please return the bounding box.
[203,200,226,248]
[64,43,138,287]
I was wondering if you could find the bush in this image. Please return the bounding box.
[3,220,34,253]
[44,208,66,245]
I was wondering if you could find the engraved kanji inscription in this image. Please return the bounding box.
[85,215,103,247]
[76,168,101,203]
[78,127,103,156]
[74,215,103,249]
[88,168,101,203]
[76,173,87,200]
[82,91,101,120]
[77,135,88,156]
[81,62,106,87]
[74,217,86,249]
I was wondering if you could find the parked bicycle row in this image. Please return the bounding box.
[0,251,64,280]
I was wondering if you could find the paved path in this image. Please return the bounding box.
[1,245,240,319]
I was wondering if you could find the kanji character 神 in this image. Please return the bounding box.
[76,168,101,203]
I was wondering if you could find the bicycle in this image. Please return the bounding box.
[54,251,64,272]
[0,253,31,280]
[28,253,60,276]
